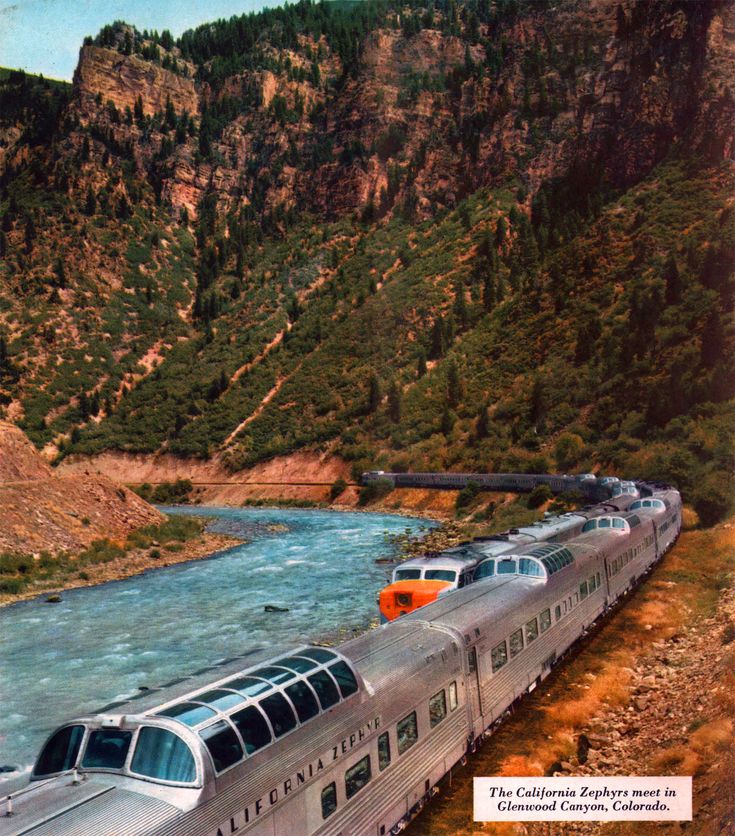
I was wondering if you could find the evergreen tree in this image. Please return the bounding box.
[417,349,427,379]
[701,308,724,368]
[79,391,90,420]
[429,317,445,359]
[475,403,489,440]
[447,360,462,407]
[387,379,402,422]
[482,273,495,312]
[367,374,381,413]
[440,405,454,436]
[664,254,682,305]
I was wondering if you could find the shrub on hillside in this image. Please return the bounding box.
[691,476,732,528]
[456,480,480,515]
[527,483,553,509]
[329,478,347,501]
[358,477,393,505]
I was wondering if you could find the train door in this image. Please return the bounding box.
[466,647,484,739]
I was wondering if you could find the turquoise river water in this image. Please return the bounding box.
[0,506,433,778]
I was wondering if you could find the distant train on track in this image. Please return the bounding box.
[2,476,682,836]
[360,469,624,502]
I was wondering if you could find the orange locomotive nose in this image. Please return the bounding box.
[379,579,453,622]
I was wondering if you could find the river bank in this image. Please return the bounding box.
[0,528,239,609]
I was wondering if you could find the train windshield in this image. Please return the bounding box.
[395,569,422,581]
[33,724,85,777]
[424,570,456,582]
[82,729,132,769]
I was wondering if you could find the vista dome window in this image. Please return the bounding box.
[130,727,196,783]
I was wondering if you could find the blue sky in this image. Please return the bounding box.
[0,0,273,81]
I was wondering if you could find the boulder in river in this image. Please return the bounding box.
[264,604,289,613]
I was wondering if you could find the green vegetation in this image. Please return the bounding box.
[0,515,204,598]
[133,479,194,504]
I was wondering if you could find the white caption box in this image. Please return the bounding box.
[474,776,692,821]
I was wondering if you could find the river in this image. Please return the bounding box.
[0,506,433,777]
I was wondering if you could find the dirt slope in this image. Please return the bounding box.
[0,423,163,553]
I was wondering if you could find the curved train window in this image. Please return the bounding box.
[278,656,318,673]
[540,609,552,632]
[600,519,611,528]
[449,681,458,711]
[474,560,495,580]
[308,670,340,710]
[395,569,422,581]
[200,721,243,772]
[322,782,337,819]
[345,754,371,799]
[613,518,625,529]
[260,693,297,737]
[378,731,391,771]
[497,559,516,574]
[157,702,217,727]
[425,570,456,582]
[284,680,320,723]
[526,617,539,643]
[509,628,524,658]
[82,729,132,770]
[130,727,196,783]
[429,690,447,727]
[225,677,272,699]
[519,558,543,577]
[197,689,246,712]
[252,666,296,686]
[582,520,596,532]
[328,661,358,698]
[491,640,508,672]
[397,712,418,754]
[299,648,337,664]
[231,705,272,754]
[34,725,84,776]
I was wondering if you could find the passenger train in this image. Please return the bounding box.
[361,470,612,501]
[2,480,682,836]
[378,477,641,621]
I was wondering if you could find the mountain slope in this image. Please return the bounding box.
[0,0,732,522]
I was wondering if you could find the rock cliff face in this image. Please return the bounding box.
[74,46,199,118]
